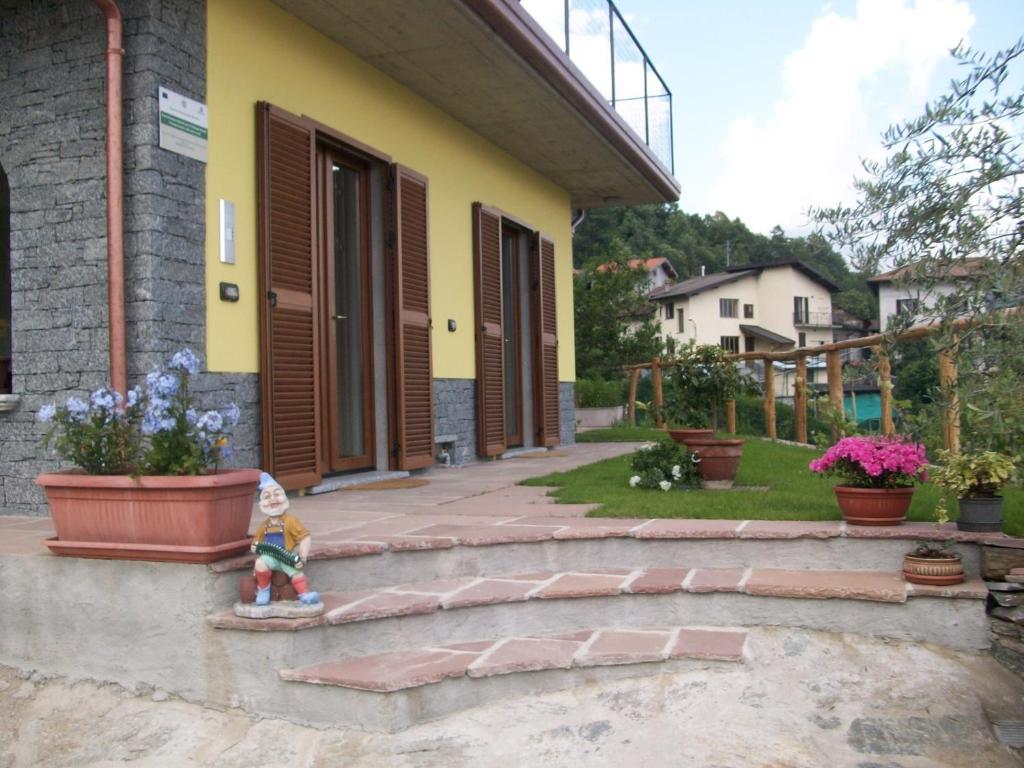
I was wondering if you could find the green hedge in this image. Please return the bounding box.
[717,394,831,444]
[575,377,626,408]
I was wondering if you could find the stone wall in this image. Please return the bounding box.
[0,0,258,515]
[559,381,576,447]
[433,378,477,465]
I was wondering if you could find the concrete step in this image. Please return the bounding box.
[208,520,997,597]
[276,626,747,730]
[206,568,990,675]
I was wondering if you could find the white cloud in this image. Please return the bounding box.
[706,0,975,235]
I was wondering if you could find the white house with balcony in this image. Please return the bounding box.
[651,260,839,355]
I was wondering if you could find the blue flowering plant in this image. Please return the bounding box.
[38,349,241,476]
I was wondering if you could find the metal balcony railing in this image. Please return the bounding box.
[793,311,836,328]
[519,0,674,173]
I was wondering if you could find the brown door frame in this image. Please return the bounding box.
[316,145,376,474]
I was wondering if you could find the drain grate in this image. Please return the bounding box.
[992,720,1024,748]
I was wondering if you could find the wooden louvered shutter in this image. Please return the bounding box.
[473,203,506,457]
[392,165,435,470]
[533,233,560,446]
[257,103,321,490]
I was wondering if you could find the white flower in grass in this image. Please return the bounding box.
[659,480,672,491]
[672,464,681,479]
[638,443,653,451]
[628,475,641,488]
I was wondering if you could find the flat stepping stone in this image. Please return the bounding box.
[279,626,748,692]
[208,569,989,631]
[233,601,325,620]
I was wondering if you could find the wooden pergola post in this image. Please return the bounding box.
[651,357,664,428]
[726,398,736,435]
[876,346,894,436]
[938,343,960,452]
[763,360,776,439]
[826,349,844,441]
[794,354,808,444]
[627,367,640,427]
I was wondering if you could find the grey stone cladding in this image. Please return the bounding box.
[433,378,576,466]
[559,381,576,447]
[433,378,477,465]
[0,0,258,515]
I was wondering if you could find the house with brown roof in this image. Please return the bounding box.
[868,258,985,331]
[650,260,839,356]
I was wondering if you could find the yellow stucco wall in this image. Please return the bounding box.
[204,0,575,381]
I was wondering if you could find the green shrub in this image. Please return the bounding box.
[628,438,698,490]
[720,394,831,444]
[575,377,625,408]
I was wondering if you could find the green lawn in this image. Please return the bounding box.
[532,433,1024,535]
[576,426,665,443]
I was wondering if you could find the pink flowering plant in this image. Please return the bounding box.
[809,435,929,489]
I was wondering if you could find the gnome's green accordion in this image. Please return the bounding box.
[254,541,301,567]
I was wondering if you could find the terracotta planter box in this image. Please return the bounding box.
[36,468,261,564]
[686,438,744,489]
[902,553,965,586]
[833,485,914,526]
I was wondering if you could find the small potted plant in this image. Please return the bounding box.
[809,435,929,525]
[35,349,260,563]
[663,342,744,487]
[902,539,965,586]
[930,449,1016,532]
[628,439,698,491]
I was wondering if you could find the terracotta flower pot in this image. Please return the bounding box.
[36,468,261,563]
[685,438,744,489]
[902,553,964,586]
[666,428,714,446]
[833,485,914,526]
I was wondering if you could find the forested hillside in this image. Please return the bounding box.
[573,205,875,320]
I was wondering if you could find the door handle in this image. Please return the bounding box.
[333,315,348,320]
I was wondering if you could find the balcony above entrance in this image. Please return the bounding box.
[271,0,680,208]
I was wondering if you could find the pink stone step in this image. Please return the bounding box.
[208,567,986,632]
[207,518,1010,574]
[279,626,748,692]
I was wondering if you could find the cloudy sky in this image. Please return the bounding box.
[526,0,1023,236]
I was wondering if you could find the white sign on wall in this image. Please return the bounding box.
[158,86,208,163]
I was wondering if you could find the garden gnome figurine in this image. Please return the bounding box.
[251,472,321,606]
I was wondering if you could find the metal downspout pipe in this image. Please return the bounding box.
[95,0,127,397]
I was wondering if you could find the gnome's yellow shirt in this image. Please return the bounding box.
[253,514,310,552]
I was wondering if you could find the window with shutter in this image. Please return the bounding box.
[473,203,506,456]
[533,233,560,447]
[257,102,322,490]
[392,165,435,469]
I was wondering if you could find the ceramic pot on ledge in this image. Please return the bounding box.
[833,485,914,526]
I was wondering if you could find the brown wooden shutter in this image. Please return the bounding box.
[473,203,506,457]
[532,233,560,446]
[257,102,321,490]
[392,165,435,470]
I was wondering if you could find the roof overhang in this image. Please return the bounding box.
[740,324,795,347]
[272,0,680,208]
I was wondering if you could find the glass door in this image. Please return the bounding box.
[319,150,374,472]
[501,227,523,447]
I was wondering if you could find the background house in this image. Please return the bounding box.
[868,258,984,331]
[0,0,678,510]
[651,260,838,356]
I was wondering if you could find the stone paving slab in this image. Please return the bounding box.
[279,625,748,692]
[744,568,907,603]
[208,566,983,632]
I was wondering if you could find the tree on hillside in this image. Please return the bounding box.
[573,239,663,380]
[813,39,1024,452]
